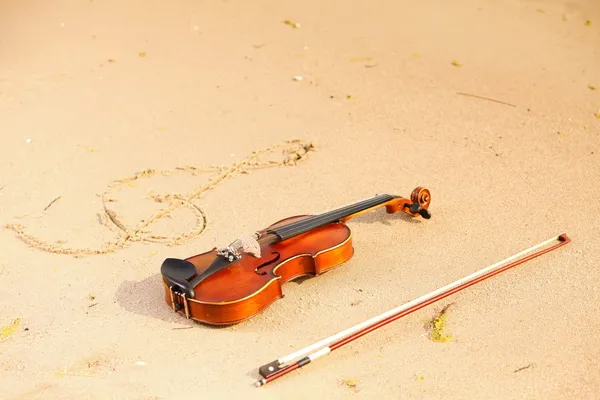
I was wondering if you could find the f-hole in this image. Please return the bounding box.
[255,252,281,275]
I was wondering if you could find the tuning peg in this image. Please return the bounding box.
[409,202,431,219]
[409,202,422,214]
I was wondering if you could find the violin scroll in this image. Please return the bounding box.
[411,186,431,209]
[408,186,432,219]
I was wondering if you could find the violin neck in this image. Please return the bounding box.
[267,194,395,241]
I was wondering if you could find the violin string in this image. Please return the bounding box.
[275,193,394,239]
[273,196,385,237]
[272,194,395,240]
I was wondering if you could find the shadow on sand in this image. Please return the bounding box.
[349,205,425,226]
[114,273,228,329]
[114,271,312,329]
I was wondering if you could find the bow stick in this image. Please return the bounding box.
[254,233,571,387]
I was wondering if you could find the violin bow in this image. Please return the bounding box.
[254,233,571,387]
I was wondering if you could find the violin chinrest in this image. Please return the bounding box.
[161,258,197,298]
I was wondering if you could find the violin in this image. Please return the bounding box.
[160,186,432,325]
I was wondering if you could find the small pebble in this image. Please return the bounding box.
[25,138,32,144]
[293,76,303,81]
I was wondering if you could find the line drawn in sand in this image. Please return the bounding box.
[5,139,315,257]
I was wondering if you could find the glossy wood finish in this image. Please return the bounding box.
[163,215,354,325]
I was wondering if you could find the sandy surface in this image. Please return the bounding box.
[1,0,599,399]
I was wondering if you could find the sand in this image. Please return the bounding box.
[1,0,599,399]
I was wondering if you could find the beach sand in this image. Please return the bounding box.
[1,0,599,399]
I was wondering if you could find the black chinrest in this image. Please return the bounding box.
[161,258,197,298]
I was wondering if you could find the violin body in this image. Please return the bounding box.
[161,187,432,325]
[163,215,352,325]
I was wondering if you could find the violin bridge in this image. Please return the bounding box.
[238,232,261,258]
[218,233,262,260]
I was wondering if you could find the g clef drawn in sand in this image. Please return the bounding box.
[5,139,316,257]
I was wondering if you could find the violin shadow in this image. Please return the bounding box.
[114,273,230,330]
[115,270,314,330]
[351,207,423,226]
[288,275,313,284]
